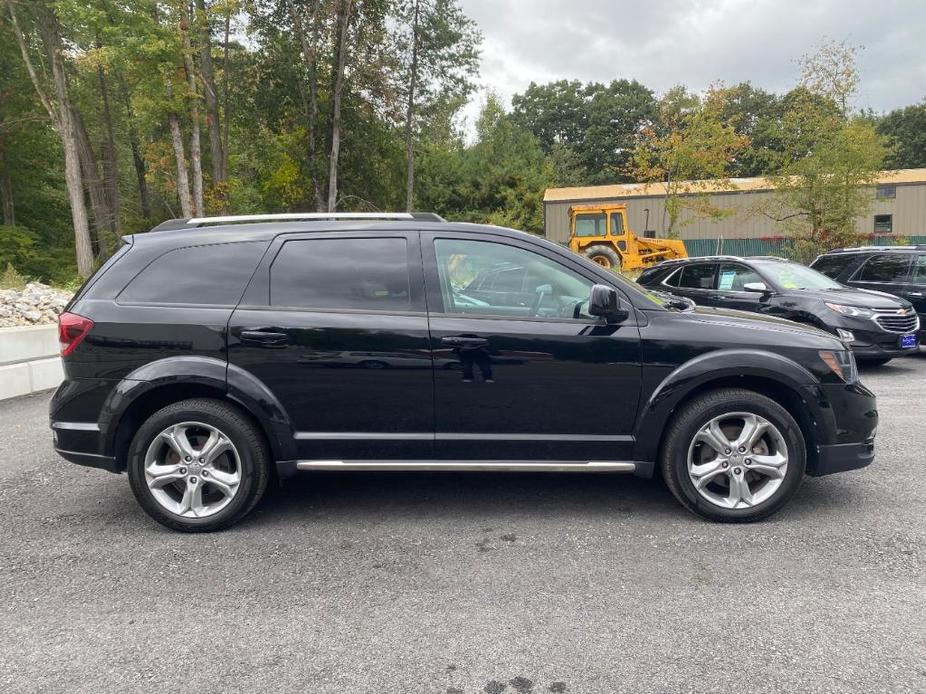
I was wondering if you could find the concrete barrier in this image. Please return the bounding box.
[0,325,63,401]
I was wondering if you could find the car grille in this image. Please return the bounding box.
[872,307,920,334]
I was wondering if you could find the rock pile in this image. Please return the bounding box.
[0,282,73,327]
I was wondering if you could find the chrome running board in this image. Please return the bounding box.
[295,460,637,473]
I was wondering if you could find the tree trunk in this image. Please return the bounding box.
[222,8,231,182]
[289,0,324,211]
[73,108,111,252]
[0,147,13,226]
[196,0,225,210]
[403,0,420,212]
[326,0,353,212]
[96,54,121,235]
[181,6,204,216]
[169,110,193,218]
[118,77,151,219]
[7,0,93,276]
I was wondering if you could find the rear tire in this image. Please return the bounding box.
[661,388,805,522]
[581,245,621,271]
[127,398,270,532]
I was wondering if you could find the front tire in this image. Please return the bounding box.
[127,398,270,532]
[661,388,806,522]
[581,245,621,270]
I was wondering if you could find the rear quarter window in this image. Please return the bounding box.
[118,242,264,306]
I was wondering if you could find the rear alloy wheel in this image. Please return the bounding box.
[128,398,269,532]
[661,389,805,522]
[581,245,621,271]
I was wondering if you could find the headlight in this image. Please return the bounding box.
[825,302,873,318]
[819,349,858,383]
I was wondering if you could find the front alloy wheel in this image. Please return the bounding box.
[687,413,789,510]
[661,388,806,522]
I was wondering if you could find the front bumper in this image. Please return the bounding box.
[831,316,920,359]
[840,327,918,359]
[810,438,875,476]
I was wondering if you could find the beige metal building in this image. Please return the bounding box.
[543,169,926,247]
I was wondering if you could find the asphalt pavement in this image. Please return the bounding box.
[1,352,924,693]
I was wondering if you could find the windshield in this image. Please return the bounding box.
[752,261,843,290]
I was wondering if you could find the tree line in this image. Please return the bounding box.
[1,2,925,281]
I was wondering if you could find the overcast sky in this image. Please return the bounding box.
[458,0,926,128]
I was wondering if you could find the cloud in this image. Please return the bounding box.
[457,0,926,129]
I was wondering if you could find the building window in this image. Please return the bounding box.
[875,185,896,199]
[873,214,893,233]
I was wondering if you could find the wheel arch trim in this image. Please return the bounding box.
[633,349,832,462]
[99,356,296,466]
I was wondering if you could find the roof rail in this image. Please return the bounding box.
[828,244,926,253]
[150,211,446,231]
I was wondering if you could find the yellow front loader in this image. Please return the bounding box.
[568,203,687,271]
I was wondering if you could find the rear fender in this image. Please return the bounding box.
[100,356,296,464]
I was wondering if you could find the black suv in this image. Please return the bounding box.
[637,255,920,365]
[811,246,926,343]
[51,214,877,531]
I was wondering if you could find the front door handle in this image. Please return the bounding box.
[906,291,924,298]
[239,329,289,347]
[441,336,488,348]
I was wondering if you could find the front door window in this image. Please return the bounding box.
[434,238,595,320]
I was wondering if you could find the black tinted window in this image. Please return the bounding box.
[856,254,912,283]
[811,254,856,279]
[678,264,717,289]
[271,238,410,310]
[910,255,926,285]
[120,242,262,305]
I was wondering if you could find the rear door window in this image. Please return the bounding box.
[855,254,913,283]
[678,264,718,290]
[119,242,263,306]
[270,237,412,311]
[911,255,926,285]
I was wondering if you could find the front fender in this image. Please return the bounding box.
[100,356,296,464]
[632,349,833,463]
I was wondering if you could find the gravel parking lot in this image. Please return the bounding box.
[1,353,924,694]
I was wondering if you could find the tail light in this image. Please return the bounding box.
[58,312,94,357]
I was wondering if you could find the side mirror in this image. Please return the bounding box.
[743,282,770,294]
[589,284,628,323]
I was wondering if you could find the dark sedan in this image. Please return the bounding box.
[638,255,920,365]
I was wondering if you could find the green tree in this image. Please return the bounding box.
[627,85,750,237]
[511,78,656,184]
[761,42,887,262]
[396,0,480,210]
[877,101,926,169]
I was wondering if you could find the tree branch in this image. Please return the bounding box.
[5,0,58,127]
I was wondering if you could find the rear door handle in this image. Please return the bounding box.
[239,329,289,347]
[441,336,488,348]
